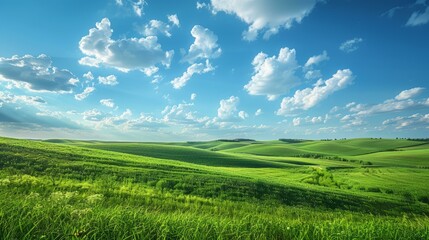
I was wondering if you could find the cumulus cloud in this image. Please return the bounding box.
[383,113,429,129]
[0,54,77,93]
[98,75,118,86]
[83,71,94,81]
[171,60,214,89]
[79,18,174,74]
[238,111,248,119]
[168,14,180,26]
[115,0,145,17]
[395,87,424,100]
[292,117,301,126]
[406,6,429,26]
[0,91,46,107]
[142,15,180,37]
[196,2,210,10]
[345,88,429,117]
[125,113,166,130]
[183,25,221,63]
[210,0,320,40]
[75,87,95,101]
[277,69,354,115]
[82,108,134,128]
[217,96,239,120]
[255,108,262,116]
[244,47,300,100]
[100,99,115,108]
[305,51,329,67]
[100,109,132,126]
[83,109,106,121]
[339,38,363,53]
[191,93,197,101]
[340,114,363,127]
[355,99,427,116]
[292,116,324,126]
[132,0,145,16]
[162,103,209,125]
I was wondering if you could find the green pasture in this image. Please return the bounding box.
[0,136,428,239]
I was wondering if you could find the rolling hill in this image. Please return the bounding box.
[0,136,428,239]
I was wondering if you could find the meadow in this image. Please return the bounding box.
[0,136,428,239]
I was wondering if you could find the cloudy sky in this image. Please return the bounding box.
[0,0,428,141]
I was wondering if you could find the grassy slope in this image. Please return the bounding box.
[52,138,429,205]
[224,138,423,157]
[67,142,289,168]
[1,137,428,239]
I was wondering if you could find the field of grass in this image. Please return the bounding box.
[1,136,429,239]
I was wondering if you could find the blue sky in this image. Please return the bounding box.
[0,0,428,141]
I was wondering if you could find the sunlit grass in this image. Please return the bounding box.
[1,137,428,239]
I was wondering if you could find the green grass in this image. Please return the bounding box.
[1,136,429,239]
[69,142,289,168]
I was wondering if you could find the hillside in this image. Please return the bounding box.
[0,137,428,239]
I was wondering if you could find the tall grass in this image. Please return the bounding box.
[1,137,429,239]
[1,186,428,240]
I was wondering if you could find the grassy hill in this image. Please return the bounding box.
[1,136,428,239]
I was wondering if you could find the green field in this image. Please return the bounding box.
[1,137,429,239]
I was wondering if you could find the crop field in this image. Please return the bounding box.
[0,137,428,239]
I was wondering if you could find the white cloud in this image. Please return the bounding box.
[142,15,180,37]
[0,91,46,107]
[292,116,324,126]
[75,87,95,101]
[305,51,329,67]
[191,93,197,101]
[79,18,173,74]
[168,14,180,26]
[115,0,145,17]
[183,25,222,63]
[304,70,322,80]
[340,114,363,127]
[277,69,354,115]
[0,54,76,93]
[244,47,300,100]
[339,38,363,53]
[309,116,323,124]
[162,103,209,125]
[217,96,239,120]
[356,99,426,116]
[142,20,173,37]
[82,108,132,127]
[151,75,162,84]
[171,60,214,89]
[238,111,248,119]
[255,108,262,116]
[83,109,105,121]
[406,6,429,26]
[83,71,94,81]
[196,2,210,10]
[100,99,115,108]
[102,109,132,126]
[395,87,424,100]
[125,113,166,130]
[292,117,301,126]
[383,113,429,129]
[210,0,319,41]
[133,0,145,17]
[98,75,118,86]
[346,89,429,116]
